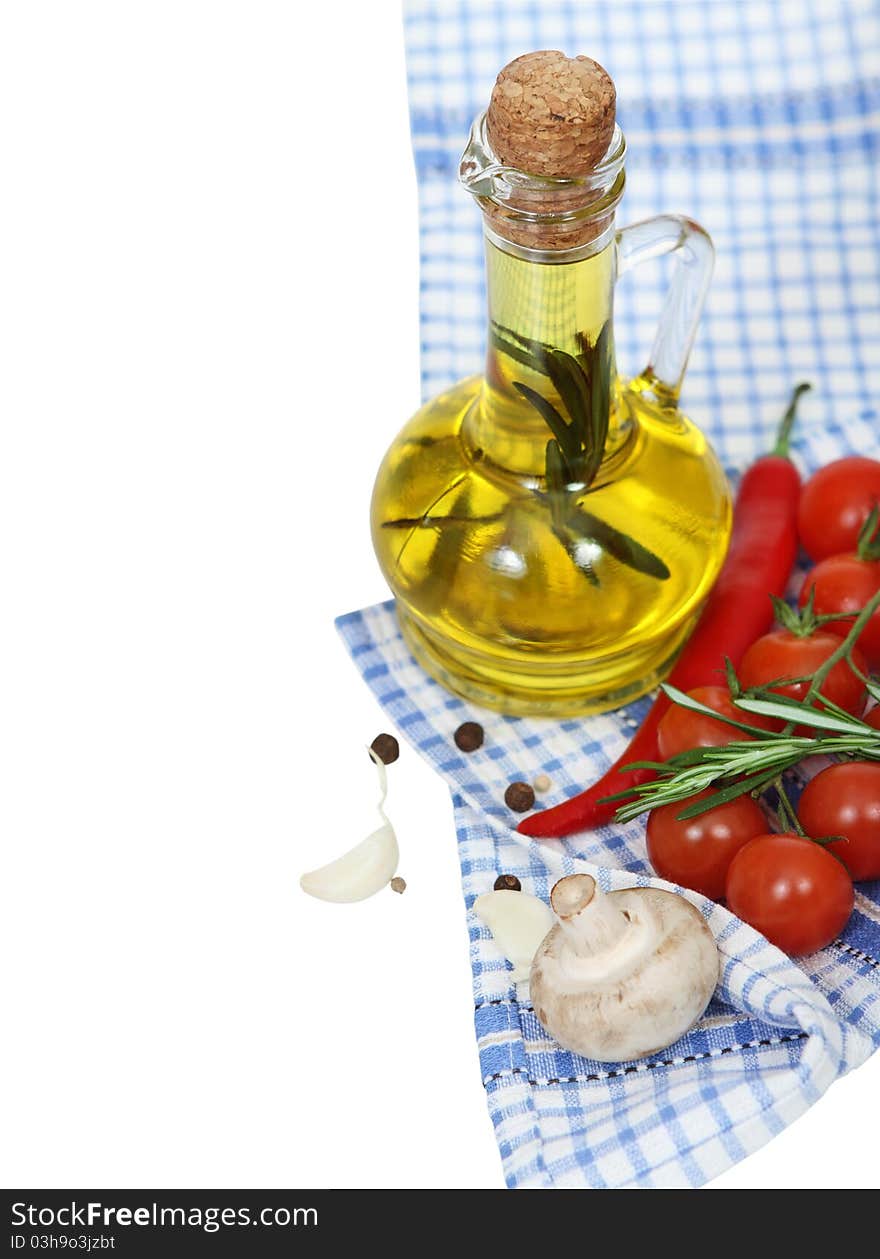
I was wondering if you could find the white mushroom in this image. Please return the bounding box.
[474,889,555,982]
[530,873,718,1062]
[300,752,399,903]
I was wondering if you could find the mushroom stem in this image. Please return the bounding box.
[550,873,630,958]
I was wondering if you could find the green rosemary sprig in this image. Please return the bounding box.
[609,587,880,822]
[566,507,671,581]
[495,320,607,488]
[382,322,670,584]
[381,512,504,529]
[513,379,581,463]
[492,320,670,584]
[614,724,880,822]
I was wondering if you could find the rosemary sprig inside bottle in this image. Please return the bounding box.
[490,321,669,584]
[608,588,880,823]
[381,323,670,587]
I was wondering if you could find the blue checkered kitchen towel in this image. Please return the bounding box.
[337,0,880,1187]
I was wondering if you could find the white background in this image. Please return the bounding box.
[1,0,877,1190]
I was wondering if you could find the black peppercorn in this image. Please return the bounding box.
[370,733,399,765]
[504,781,535,813]
[454,721,484,752]
[493,873,522,892]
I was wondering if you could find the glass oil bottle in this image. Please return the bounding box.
[371,53,732,716]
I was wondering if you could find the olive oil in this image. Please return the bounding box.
[371,236,731,715]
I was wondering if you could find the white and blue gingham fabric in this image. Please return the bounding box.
[337,0,880,1187]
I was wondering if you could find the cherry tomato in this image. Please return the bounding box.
[725,833,853,955]
[739,628,867,725]
[798,762,880,881]
[656,685,775,759]
[646,789,768,900]
[798,456,880,561]
[867,707,880,731]
[799,554,880,670]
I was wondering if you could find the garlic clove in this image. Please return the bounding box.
[474,889,555,982]
[300,750,399,903]
[300,821,399,903]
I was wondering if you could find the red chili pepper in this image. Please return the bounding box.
[518,384,808,840]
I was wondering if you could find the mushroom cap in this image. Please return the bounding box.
[530,887,718,1062]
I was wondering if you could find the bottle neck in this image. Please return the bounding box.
[466,231,622,482]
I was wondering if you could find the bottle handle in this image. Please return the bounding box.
[615,215,714,401]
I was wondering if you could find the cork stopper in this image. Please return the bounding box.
[470,51,622,253]
[487,51,616,178]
